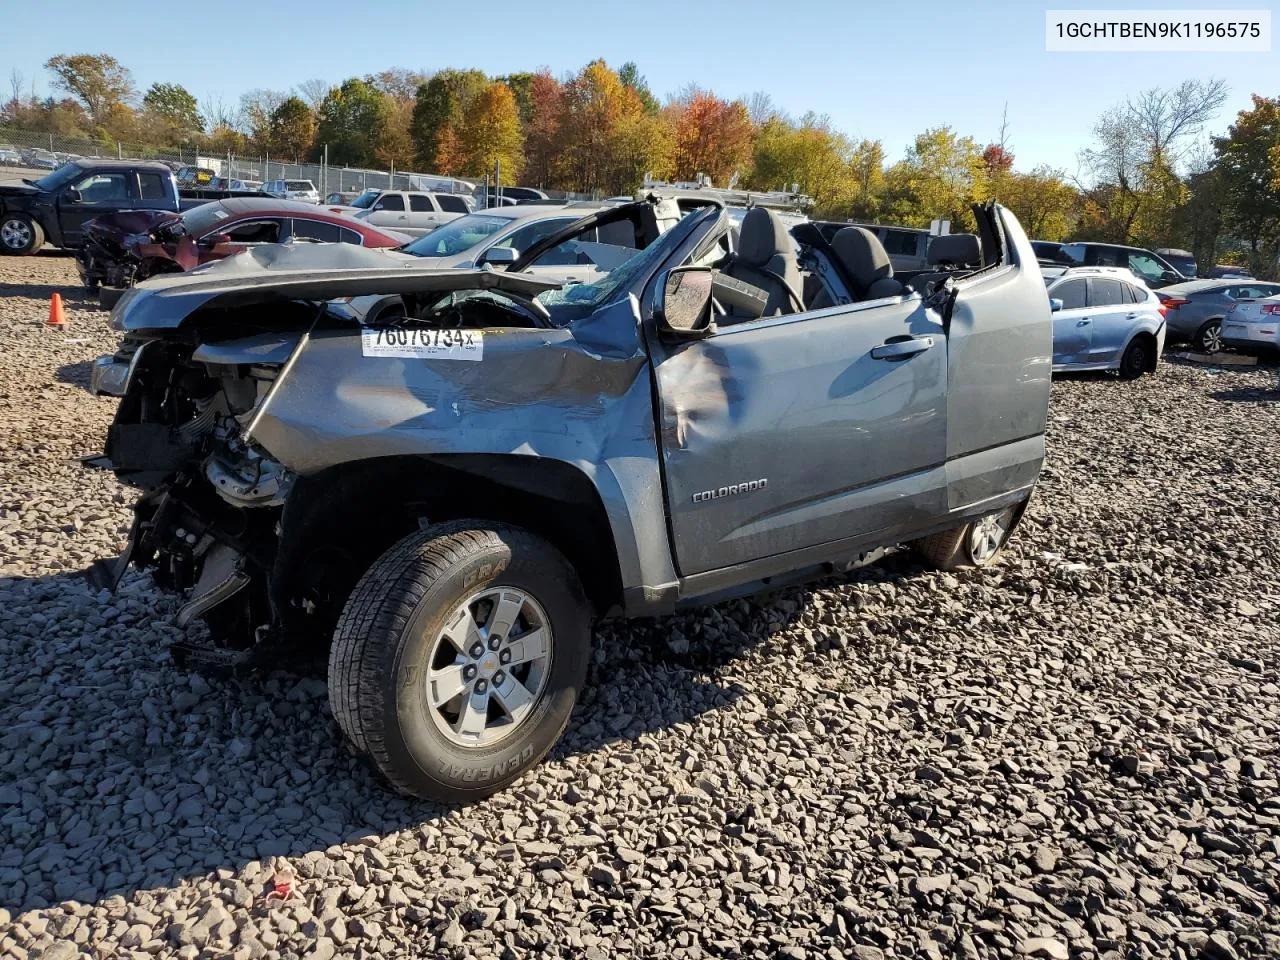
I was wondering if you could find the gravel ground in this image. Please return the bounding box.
[1,255,1277,960]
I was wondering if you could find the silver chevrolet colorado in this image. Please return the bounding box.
[85,196,1051,801]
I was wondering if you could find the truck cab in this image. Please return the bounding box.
[0,159,179,255]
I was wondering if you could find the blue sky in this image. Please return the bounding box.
[1,0,1273,174]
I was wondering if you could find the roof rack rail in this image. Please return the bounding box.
[640,175,814,213]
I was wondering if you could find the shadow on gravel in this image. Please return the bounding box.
[0,568,756,913]
[1209,385,1280,403]
[54,360,93,388]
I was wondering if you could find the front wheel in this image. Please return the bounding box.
[328,521,591,802]
[913,502,1025,571]
[0,214,43,255]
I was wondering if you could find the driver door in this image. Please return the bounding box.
[58,170,135,246]
[652,291,949,577]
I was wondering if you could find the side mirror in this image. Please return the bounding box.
[200,232,231,247]
[64,187,82,203]
[1161,270,1179,282]
[656,266,716,340]
[1049,298,1064,312]
[480,246,518,266]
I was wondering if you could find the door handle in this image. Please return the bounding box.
[1076,319,1091,326]
[871,336,934,360]
[1126,312,1138,319]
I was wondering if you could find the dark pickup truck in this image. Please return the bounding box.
[0,159,264,256]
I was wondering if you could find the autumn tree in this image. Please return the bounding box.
[747,115,856,215]
[1214,95,1280,278]
[457,81,524,180]
[267,97,315,160]
[558,60,669,195]
[369,68,430,101]
[239,89,287,148]
[521,71,564,186]
[999,167,1078,240]
[411,69,488,169]
[44,53,135,126]
[142,82,202,135]
[884,126,986,229]
[847,139,886,220]
[670,92,754,185]
[314,79,389,167]
[1080,79,1228,243]
[295,78,330,111]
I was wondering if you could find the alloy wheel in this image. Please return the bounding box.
[1,219,32,250]
[423,587,552,748]
[968,509,1013,564]
[1198,322,1223,354]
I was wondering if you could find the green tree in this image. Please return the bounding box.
[618,62,659,115]
[411,69,488,169]
[1214,95,1280,278]
[314,79,389,167]
[267,96,315,160]
[142,82,202,134]
[44,53,135,126]
[847,139,886,221]
[999,167,1078,240]
[884,126,986,229]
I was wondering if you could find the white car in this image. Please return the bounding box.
[347,190,473,238]
[1220,293,1280,353]
[262,179,320,204]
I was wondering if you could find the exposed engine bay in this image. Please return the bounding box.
[92,286,551,666]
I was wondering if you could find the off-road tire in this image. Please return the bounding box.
[99,286,126,310]
[913,501,1027,571]
[0,214,43,255]
[329,521,591,803]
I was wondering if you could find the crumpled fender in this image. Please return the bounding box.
[249,295,674,593]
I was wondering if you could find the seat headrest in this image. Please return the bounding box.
[738,207,793,267]
[928,233,981,267]
[830,227,893,291]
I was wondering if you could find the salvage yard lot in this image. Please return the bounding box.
[1,255,1278,959]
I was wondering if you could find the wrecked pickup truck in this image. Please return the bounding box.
[85,196,1051,801]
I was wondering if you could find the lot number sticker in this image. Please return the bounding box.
[361,327,483,361]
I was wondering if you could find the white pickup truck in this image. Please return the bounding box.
[347,190,474,237]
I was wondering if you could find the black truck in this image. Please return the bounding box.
[0,159,264,256]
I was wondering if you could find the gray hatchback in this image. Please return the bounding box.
[1157,279,1280,352]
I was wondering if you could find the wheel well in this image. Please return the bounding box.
[1130,331,1159,371]
[274,455,625,634]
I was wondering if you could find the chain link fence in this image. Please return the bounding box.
[0,126,597,203]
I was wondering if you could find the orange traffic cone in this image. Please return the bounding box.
[47,293,67,327]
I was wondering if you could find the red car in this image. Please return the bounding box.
[77,198,411,296]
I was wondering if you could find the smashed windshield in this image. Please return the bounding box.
[401,214,513,258]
